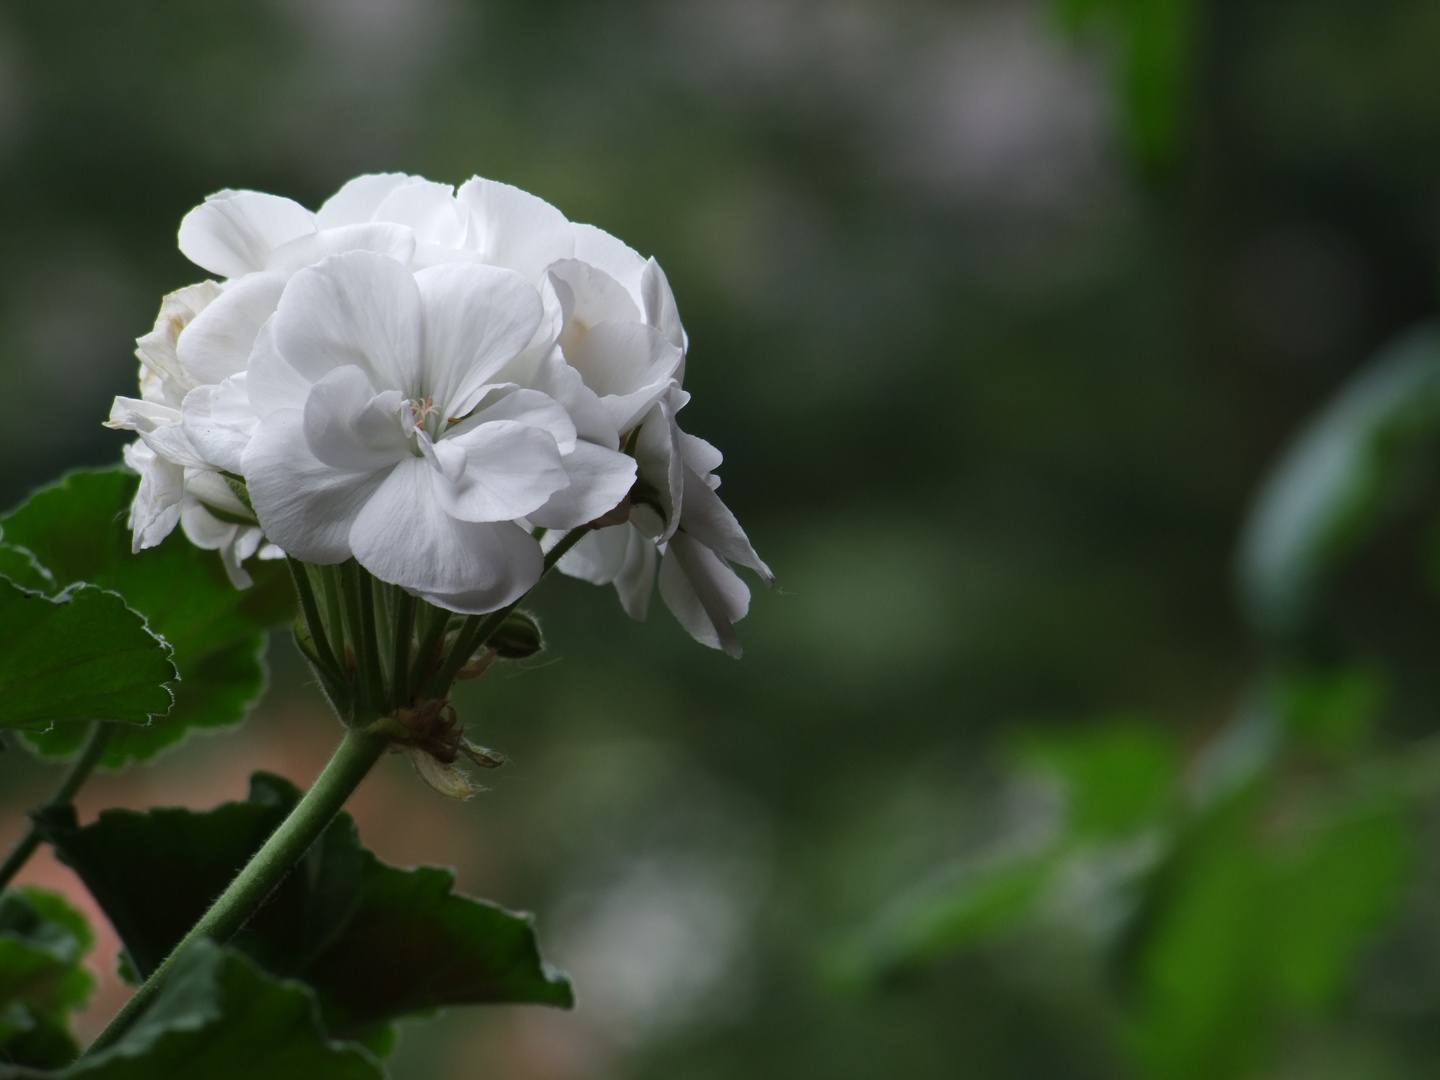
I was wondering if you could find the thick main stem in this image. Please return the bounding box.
[0,721,112,894]
[84,727,387,1056]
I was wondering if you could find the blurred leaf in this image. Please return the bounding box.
[41,773,573,1042]
[1270,802,1411,1011]
[1055,0,1198,168]
[1020,722,1179,837]
[1,468,294,764]
[1237,326,1440,640]
[0,888,94,1069]
[0,941,382,1080]
[1272,665,1386,759]
[1121,790,1412,1080]
[841,853,1056,981]
[0,580,174,732]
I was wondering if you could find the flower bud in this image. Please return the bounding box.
[491,610,544,659]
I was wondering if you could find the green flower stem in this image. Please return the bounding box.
[391,588,416,706]
[84,725,388,1057]
[426,526,589,698]
[0,721,112,894]
[320,564,347,663]
[287,558,340,678]
[355,567,385,710]
[409,601,451,693]
[339,562,375,714]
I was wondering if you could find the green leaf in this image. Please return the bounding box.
[841,853,1056,982]
[1,468,294,764]
[1055,0,1198,169]
[0,941,382,1080]
[41,773,573,1041]
[1018,722,1179,837]
[0,580,174,732]
[1119,790,1413,1080]
[1237,326,1440,640]
[0,545,56,595]
[0,888,95,1069]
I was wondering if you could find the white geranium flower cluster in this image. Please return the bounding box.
[108,174,771,654]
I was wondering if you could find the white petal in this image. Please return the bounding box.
[179,504,258,589]
[135,281,223,405]
[106,395,181,434]
[246,318,315,419]
[181,374,257,474]
[243,408,388,563]
[632,400,684,541]
[456,177,575,282]
[178,190,316,278]
[641,258,686,351]
[565,321,683,435]
[681,431,724,479]
[413,263,543,417]
[613,527,658,621]
[555,526,629,585]
[527,440,637,530]
[350,457,543,613]
[176,271,288,386]
[301,366,410,472]
[316,173,423,228]
[659,533,749,658]
[373,180,466,248]
[677,465,773,584]
[266,222,417,272]
[526,349,616,447]
[454,387,576,454]
[571,223,646,299]
[122,441,183,552]
[271,251,425,395]
[434,420,569,522]
[547,260,641,357]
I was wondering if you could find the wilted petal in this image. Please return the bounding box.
[178,190,316,278]
[272,251,425,395]
[176,271,288,386]
[659,532,750,657]
[414,263,543,417]
[244,408,389,563]
[350,456,543,612]
[631,400,684,541]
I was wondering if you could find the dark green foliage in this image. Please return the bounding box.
[0,580,174,732]
[40,773,572,1043]
[1,469,294,763]
[0,942,382,1080]
[0,889,94,1070]
[1055,0,1198,168]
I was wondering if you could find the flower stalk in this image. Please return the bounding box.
[0,721,112,894]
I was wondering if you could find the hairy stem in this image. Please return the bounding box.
[0,721,112,894]
[83,726,388,1056]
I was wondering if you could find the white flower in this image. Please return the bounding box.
[558,393,772,657]
[240,249,635,613]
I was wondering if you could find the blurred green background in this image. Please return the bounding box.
[3,0,1440,1077]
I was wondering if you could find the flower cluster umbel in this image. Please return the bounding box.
[108,174,771,656]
